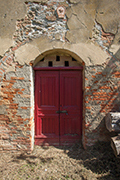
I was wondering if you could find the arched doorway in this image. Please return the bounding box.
[33,53,83,146]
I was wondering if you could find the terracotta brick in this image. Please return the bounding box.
[2,56,7,62]
[86,107,91,110]
[11,77,24,80]
[94,80,98,83]
[99,86,111,89]
[0,68,5,72]
[86,86,91,89]
[95,72,102,75]
[0,117,9,121]
[14,88,20,91]
[5,80,16,83]
[18,92,23,94]
[21,107,28,109]
[21,88,25,91]
[11,46,18,51]
[9,105,18,109]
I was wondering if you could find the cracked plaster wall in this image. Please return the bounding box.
[0,0,120,60]
[0,0,120,151]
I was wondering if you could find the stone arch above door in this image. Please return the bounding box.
[14,37,109,67]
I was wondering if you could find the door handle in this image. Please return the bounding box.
[56,110,68,115]
[60,110,68,114]
[56,110,60,113]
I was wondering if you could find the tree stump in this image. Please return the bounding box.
[111,135,120,157]
[105,112,120,157]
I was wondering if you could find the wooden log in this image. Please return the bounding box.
[111,135,120,156]
[105,113,112,132]
[105,112,120,132]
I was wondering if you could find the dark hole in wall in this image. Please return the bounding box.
[48,61,53,67]
[72,57,77,61]
[40,58,44,62]
[65,61,69,67]
[56,56,60,61]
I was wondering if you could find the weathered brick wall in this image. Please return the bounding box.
[84,55,120,146]
[0,0,120,151]
[0,63,34,151]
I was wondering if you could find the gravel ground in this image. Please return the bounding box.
[0,141,120,180]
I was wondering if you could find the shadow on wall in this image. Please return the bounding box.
[84,48,120,143]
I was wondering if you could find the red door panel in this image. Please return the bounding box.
[35,70,82,146]
[60,71,82,145]
[35,71,60,145]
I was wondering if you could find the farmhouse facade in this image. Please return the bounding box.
[0,0,120,151]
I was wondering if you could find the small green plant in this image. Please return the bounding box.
[31,166,35,171]
[36,176,39,180]
[65,175,69,179]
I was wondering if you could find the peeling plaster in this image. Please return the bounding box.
[92,21,115,51]
[15,43,40,65]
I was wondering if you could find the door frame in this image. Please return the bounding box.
[33,66,83,146]
[34,67,83,71]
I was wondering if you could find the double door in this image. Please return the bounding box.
[35,70,82,146]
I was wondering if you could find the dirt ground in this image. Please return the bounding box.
[0,141,120,180]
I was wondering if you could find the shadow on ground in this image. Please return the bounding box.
[11,141,120,180]
[63,141,120,180]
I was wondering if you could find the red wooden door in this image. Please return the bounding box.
[35,70,82,146]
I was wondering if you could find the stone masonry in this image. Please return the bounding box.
[0,0,120,151]
[13,1,69,44]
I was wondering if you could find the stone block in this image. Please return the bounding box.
[15,43,40,65]
[71,3,95,34]
[65,7,72,18]
[67,14,84,30]
[64,42,109,66]
[66,29,89,43]
[31,36,53,55]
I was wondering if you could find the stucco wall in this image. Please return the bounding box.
[0,0,120,151]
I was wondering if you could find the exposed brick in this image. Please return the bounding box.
[86,107,91,110]
[21,107,28,109]
[17,92,23,95]
[11,46,18,51]
[11,77,24,80]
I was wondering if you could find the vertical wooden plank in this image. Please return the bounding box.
[60,70,82,145]
[35,70,60,145]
